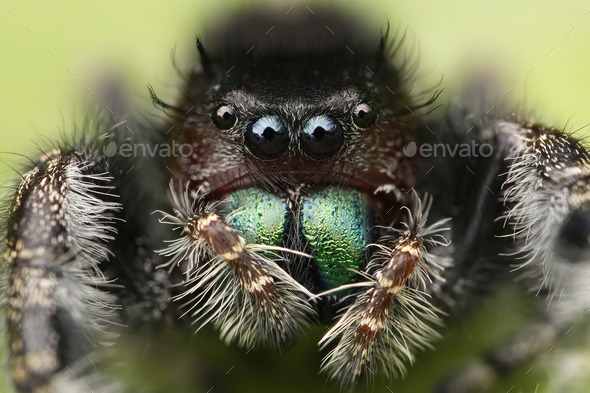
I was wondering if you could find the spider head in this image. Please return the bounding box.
[174,11,418,201]
[155,9,428,296]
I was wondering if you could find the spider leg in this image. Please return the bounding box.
[3,150,120,393]
[318,193,450,388]
[427,104,590,392]
[1,105,173,392]
[499,122,590,305]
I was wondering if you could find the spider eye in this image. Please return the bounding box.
[352,103,376,128]
[300,115,344,159]
[212,105,237,129]
[245,116,289,160]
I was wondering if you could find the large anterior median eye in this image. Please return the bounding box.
[245,116,289,160]
[300,115,344,159]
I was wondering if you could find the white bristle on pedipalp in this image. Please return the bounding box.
[318,193,450,388]
[157,181,314,349]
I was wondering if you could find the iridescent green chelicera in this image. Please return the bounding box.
[225,186,371,290]
[225,188,287,246]
[300,187,370,289]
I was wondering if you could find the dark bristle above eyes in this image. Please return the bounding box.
[204,9,376,56]
[195,9,391,88]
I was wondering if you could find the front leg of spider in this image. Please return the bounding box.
[4,151,119,393]
[432,118,590,392]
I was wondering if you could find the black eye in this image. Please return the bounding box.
[352,103,376,128]
[212,105,237,129]
[245,116,289,160]
[300,115,344,159]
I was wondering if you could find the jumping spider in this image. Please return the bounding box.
[2,6,590,393]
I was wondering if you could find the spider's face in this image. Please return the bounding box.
[175,88,414,292]
[167,12,417,196]
[180,84,414,198]
[164,17,423,295]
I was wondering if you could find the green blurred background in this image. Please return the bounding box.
[2,0,590,392]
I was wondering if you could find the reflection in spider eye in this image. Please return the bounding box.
[245,116,289,160]
[300,115,344,159]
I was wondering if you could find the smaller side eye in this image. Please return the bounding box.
[212,105,237,130]
[352,103,376,128]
